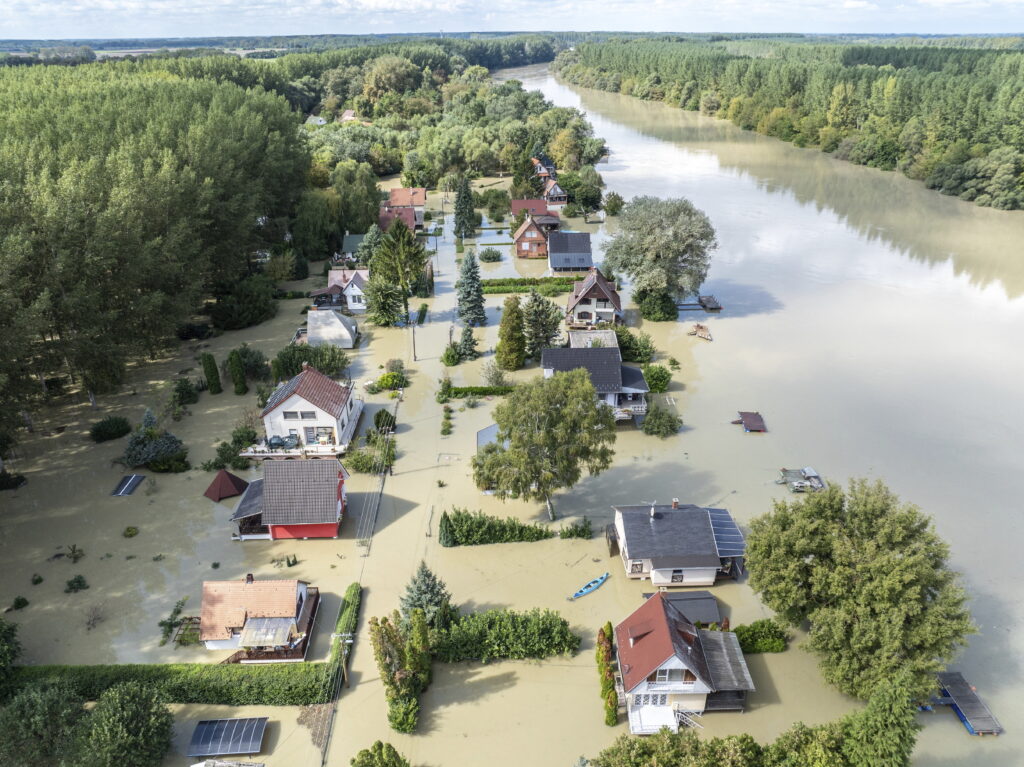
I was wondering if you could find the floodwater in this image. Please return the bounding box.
[0,64,1022,767]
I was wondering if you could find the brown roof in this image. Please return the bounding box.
[513,218,546,242]
[261,459,346,526]
[326,269,370,290]
[200,578,304,641]
[567,267,622,313]
[379,205,416,231]
[203,470,249,502]
[388,187,426,207]
[261,365,351,419]
[511,199,549,216]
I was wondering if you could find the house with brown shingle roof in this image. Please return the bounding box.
[379,204,419,232]
[513,217,549,258]
[258,364,361,455]
[388,187,426,210]
[510,199,550,217]
[566,267,622,326]
[309,268,370,314]
[543,177,568,209]
[615,592,754,734]
[200,574,320,659]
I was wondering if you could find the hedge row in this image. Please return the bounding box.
[480,277,578,287]
[439,509,554,547]
[450,386,514,397]
[482,285,568,295]
[6,662,328,705]
[329,582,363,667]
[432,608,581,663]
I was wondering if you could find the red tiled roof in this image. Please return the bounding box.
[567,267,621,312]
[261,365,351,419]
[511,199,550,216]
[379,205,416,231]
[200,578,304,641]
[388,187,426,207]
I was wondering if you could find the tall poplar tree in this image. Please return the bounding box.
[453,176,476,239]
[495,295,526,371]
[456,251,487,327]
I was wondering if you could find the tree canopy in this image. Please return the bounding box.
[0,683,86,767]
[76,682,173,767]
[456,250,487,327]
[372,219,428,320]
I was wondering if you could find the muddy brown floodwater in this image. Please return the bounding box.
[1,63,1022,766]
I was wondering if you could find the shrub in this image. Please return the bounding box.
[636,289,678,321]
[478,247,502,262]
[481,360,509,388]
[439,509,554,547]
[604,688,619,725]
[123,416,189,473]
[416,303,428,324]
[642,404,682,437]
[376,371,408,390]
[228,350,248,395]
[733,619,788,654]
[31,574,43,585]
[0,470,26,491]
[345,449,377,474]
[201,441,251,472]
[440,422,452,436]
[352,741,411,767]
[201,353,222,394]
[233,344,272,380]
[171,378,199,406]
[0,682,85,765]
[387,695,419,733]
[559,518,593,539]
[440,342,461,367]
[210,275,277,330]
[603,191,624,215]
[89,416,132,443]
[609,325,656,363]
[273,344,349,379]
[176,322,213,341]
[432,609,581,663]
[435,375,453,404]
[65,575,89,593]
[11,596,28,610]
[374,409,396,432]
[122,526,139,538]
[328,583,362,667]
[642,364,672,393]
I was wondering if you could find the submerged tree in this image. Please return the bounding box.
[495,295,526,370]
[521,288,562,359]
[456,250,487,327]
[0,683,86,767]
[351,741,412,767]
[77,682,173,767]
[364,278,406,327]
[453,176,476,239]
[372,219,428,320]
[458,326,480,361]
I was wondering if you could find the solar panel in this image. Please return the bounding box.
[111,474,145,496]
[707,508,746,557]
[187,718,269,757]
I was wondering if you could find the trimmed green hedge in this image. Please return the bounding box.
[329,582,362,667]
[450,385,514,397]
[432,609,581,663]
[438,509,554,546]
[5,662,327,705]
[480,277,578,287]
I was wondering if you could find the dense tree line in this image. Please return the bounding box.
[555,39,1024,209]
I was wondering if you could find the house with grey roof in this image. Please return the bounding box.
[541,346,649,422]
[611,499,746,586]
[548,231,593,272]
[566,267,621,326]
[310,269,369,314]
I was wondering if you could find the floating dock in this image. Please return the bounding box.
[777,467,824,492]
[688,323,713,341]
[733,412,766,432]
[698,295,722,312]
[934,672,1003,735]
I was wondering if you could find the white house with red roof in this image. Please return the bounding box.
[615,592,754,734]
[230,460,348,541]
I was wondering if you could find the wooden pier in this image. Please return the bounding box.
[934,672,1003,735]
[698,295,722,312]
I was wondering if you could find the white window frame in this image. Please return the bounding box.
[300,411,316,420]
[283,411,298,420]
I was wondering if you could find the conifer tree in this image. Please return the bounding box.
[496,295,527,371]
[458,326,479,361]
[355,223,384,266]
[365,278,406,327]
[456,250,487,326]
[521,288,563,359]
[201,353,222,394]
[453,176,476,239]
[510,151,544,198]
[438,511,455,547]
[227,350,248,395]
[372,219,428,320]
[399,561,456,629]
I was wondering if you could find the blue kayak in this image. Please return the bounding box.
[568,572,609,601]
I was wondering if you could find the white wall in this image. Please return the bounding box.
[263,394,345,445]
[651,567,719,587]
[205,635,242,651]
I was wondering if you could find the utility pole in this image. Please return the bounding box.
[411,320,417,361]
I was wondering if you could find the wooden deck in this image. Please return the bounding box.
[935,672,1003,735]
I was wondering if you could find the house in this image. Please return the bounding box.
[305,115,327,127]
[640,590,723,627]
[548,231,594,273]
[340,109,356,122]
[230,459,348,540]
[541,346,649,422]
[568,329,618,349]
[513,217,549,258]
[531,157,556,178]
[543,177,568,208]
[615,592,755,734]
[611,499,746,585]
[566,267,622,326]
[532,213,562,233]
[340,233,365,259]
[385,188,426,230]
[511,199,550,217]
[309,269,369,314]
[302,309,360,349]
[379,204,418,232]
[258,363,363,453]
[199,574,320,662]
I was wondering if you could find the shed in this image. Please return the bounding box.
[736,412,766,432]
[306,310,358,349]
[187,718,269,758]
[204,470,249,502]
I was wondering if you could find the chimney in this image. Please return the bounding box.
[672,498,679,509]
[245,573,254,584]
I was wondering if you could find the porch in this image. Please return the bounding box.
[239,399,364,459]
[221,587,320,664]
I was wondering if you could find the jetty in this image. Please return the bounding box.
[688,323,713,341]
[777,467,824,492]
[933,672,1003,735]
[698,295,722,312]
[733,412,766,432]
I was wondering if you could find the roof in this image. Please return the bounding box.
[261,365,351,418]
[231,479,264,521]
[513,218,544,241]
[641,591,721,626]
[511,199,549,216]
[261,459,345,526]
[388,187,426,207]
[568,268,621,312]
[738,411,766,432]
[306,310,358,349]
[187,718,269,758]
[614,504,726,567]
[341,109,356,121]
[541,347,622,393]
[544,178,566,196]
[204,470,249,502]
[569,330,619,349]
[239,616,296,647]
[699,629,756,692]
[379,205,416,231]
[533,214,561,227]
[548,232,593,270]
[200,578,302,641]
[326,269,370,291]
[477,423,500,452]
[620,365,650,394]
[341,233,365,253]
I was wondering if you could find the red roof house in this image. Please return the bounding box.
[388,187,426,208]
[511,199,550,217]
[513,217,549,258]
[379,205,417,232]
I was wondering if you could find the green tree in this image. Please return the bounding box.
[521,288,563,359]
[77,683,173,767]
[331,159,381,234]
[201,353,222,395]
[842,675,920,767]
[438,511,455,547]
[441,342,461,367]
[510,151,544,198]
[355,223,384,265]
[641,364,671,393]
[351,741,411,767]
[399,561,456,630]
[0,683,86,767]
[228,349,248,395]
[472,368,616,519]
[453,176,476,239]
[456,250,487,327]
[372,219,428,320]
[602,196,716,302]
[641,403,681,437]
[495,295,527,371]
[365,278,406,326]
[603,191,624,215]
[747,480,975,700]
[458,326,479,360]
[272,345,350,379]
[292,187,342,260]
[362,56,422,102]
[0,616,21,684]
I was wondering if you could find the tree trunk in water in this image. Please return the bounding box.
[546,496,555,522]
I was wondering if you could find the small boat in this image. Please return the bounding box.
[568,572,609,601]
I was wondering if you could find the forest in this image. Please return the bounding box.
[0,35,600,452]
[553,39,1024,209]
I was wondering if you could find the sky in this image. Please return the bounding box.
[0,0,1022,41]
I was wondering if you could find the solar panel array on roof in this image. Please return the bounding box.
[187,718,269,757]
[111,474,145,496]
[708,507,746,558]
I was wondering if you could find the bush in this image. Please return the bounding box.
[604,688,619,725]
[439,509,554,547]
[481,360,509,388]
[65,575,89,593]
[89,416,131,443]
[228,350,248,395]
[0,470,25,491]
[352,741,411,767]
[440,422,452,436]
[642,364,672,393]
[11,596,28,610]
[4,662,329,705]
[201,353,222,394]
[559,518,593,539]
[610,325,656,363]
[176,322,213,341]
[376,371,408,390]
[122,526,139,538]
[603,191,624,215]
[229,343,272,381]
[0,682,85,765]
[273,344,350,379]
[416,303,428,324]
[642,404,682,437]
[200,440,251,472]
[478,247,502,262]
[432,609,581,663]
[31,574,42,585]
[172,378,199,406]
[537,282,565,297]
[210,275,278,330]
[78,682,173,767]
[637,289,678,321]
[441,342,461,367]
[733,619,788,654]
[387,695,419,733]
[374,409,396,432]
[123,416,190,473]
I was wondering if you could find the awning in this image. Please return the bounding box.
[187,718,269,757]
[239,617,295,647]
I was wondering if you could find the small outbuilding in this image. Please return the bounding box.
[187,717,269,758]
[305,309,359,349]
[204,470,249,502]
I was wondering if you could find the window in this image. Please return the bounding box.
[283,411,298,420]
[300,411,316,420]
[578,298,591,305]
[633,694,668,706]
[655,668,670,682]
[351,294,363,304]
[630,560,644,574]
[683,669,696,684]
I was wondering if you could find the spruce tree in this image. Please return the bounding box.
[453,176,476,239]
[355,224,384,266]
[456,250,487,327]
[201,353,222,394]
[399,561,456,629]
[522,288,563,359]
[510,151,544,199]
[458,326,479,361]
[438,511,455,547]
[372,219,427,320]
[496,295,527,371]
[365,278,406,327]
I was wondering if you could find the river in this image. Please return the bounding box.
[497,64,1024,764]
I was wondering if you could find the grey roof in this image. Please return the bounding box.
[568,330,618,349]
[642,591,722,626]
[476,423,508,453]
[615,504,729,568]
[231,479,264,521]
[699,629,756,691]
[541,347,622,392]
[262,460,342,526]
[548,232,593,270]
[187,718,268,758]
[306,310,358,349]
[620,365,649,394]
[662,599,715,690]
[347,272,366,290]
[342,233,365,253]
[240,616,295,647]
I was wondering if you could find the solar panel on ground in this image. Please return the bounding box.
[187,718,269,757]
[708,508,746,557]
[111,474,145,496]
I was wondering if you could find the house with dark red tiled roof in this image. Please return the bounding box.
[256,364,362,455]
[615,592,754,734]
[379,204,419,232]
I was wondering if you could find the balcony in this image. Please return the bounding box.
[239,399,364,460]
